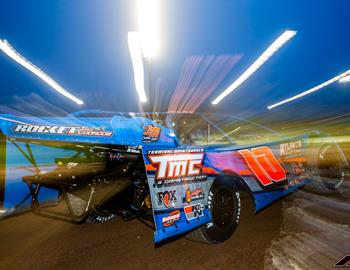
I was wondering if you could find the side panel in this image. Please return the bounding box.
[204,139,312,211]
[142,146,213,243]
[143,139,312,243]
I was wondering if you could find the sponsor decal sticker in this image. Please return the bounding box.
[157,190,177,208]
[155,175,207,187]
[162,210,180,227]
[148,149,206,187]
[13,124,113,137]
[184,203,204,221]
[183,187,205,204]
[142,125,161,143]
[291,162,305,176]
[280,140,302,158]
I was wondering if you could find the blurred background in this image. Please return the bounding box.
[0,1,349,269]
[0,0,349,121]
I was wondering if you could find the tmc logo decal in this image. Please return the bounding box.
[148,153,204,180]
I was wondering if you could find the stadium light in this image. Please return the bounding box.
[137,0,160,58]
[267,69,350,109]
[128,32,147,103]
[0,39,84,105]
[211,30,297,105]
[339,74,350,84]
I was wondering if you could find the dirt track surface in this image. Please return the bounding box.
[0,198,281,270]
[0,192,348,270]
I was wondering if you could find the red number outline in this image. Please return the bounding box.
[239,146,286,187]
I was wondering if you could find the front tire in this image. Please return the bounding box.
[187,177,241,244]
[305,143,349,196]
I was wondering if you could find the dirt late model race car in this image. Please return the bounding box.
[0,111,348,244]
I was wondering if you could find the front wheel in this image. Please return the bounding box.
[305,143,349,196]
[186,178,241,244]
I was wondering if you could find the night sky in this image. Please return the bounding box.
[0,0,350,124]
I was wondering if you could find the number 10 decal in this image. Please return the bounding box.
[239,146,286,186]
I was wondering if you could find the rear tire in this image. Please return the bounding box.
[86,206,117,224]
[186,177,241,244]
[67,192,117,223]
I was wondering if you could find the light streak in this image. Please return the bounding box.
[212,30,297,105]
[268,69,350,109]
[0,39,83,105]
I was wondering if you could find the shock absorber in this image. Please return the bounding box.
[134,180,149,209]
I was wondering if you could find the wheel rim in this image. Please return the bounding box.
[318,145,346,190]
[212,188,235,229]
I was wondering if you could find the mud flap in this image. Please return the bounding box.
[153,208,211,243]
[142,146,213,243]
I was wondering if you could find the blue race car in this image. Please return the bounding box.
[0,111,347,244]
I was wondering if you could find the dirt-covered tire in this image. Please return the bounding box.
[304,143,349,196]
[186,177,241,244]
[66,192,117,223]
[86,206,117,224]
